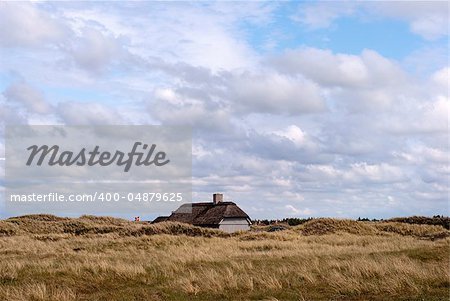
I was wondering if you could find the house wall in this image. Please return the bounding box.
[219,218,250,233]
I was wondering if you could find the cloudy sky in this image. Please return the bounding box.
[0,1,448,219]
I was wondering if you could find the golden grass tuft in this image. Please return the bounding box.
[3,215,448,240]
[375,222,449,239]
[0,283,77,301]
[135,222,229,237]
[0,221,20,237]
[0,215,448,300]
[8,214,69,222]
[78,215,131,225]
[296,218,378,235]
[295,218,449,240]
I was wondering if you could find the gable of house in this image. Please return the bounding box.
[168,201,249,225]
[153,194,251,232]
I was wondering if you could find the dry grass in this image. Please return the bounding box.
[295,218,378,235]
[0,215,448,300]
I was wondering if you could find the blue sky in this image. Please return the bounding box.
[0,1,448,220]
[244,6,422,59]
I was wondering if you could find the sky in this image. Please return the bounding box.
[0,1,448,220]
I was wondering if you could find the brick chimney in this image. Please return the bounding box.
[213,193,223,205]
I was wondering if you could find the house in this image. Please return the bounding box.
[151,216,169,223]
[153,193,251,233]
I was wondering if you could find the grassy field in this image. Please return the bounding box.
[0,215,449,301]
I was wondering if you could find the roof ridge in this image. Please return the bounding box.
[166,201,249,225]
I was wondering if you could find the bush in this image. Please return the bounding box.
[296,218,377,236]
[386,216,450,230]
[375,222,449,240]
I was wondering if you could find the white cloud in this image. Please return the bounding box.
[3,81,52,114]
[345,162,407,184]
[270,48,405,88]
[381,96,448,135]
[0,2,67,47]
[411,146,448,165]
[0,97,27,125]
[410,16,448,40]
[285,205,312,216]
[293,1,449,40]
[372,2,449,40]
[303,165,341,181]
[67,27,123,72]
[0,2,447,219]
[272,125,307,147]
[56,101,124,125]
[229,72,326,114]
[150,87,230,131]
[62,3,261,72]
[292,2,356,30]
[431,67,449,92]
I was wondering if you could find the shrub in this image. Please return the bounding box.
[296,218,377,236]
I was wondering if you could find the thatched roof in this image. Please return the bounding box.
[159,201,250,226]
[151,216,169,224]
